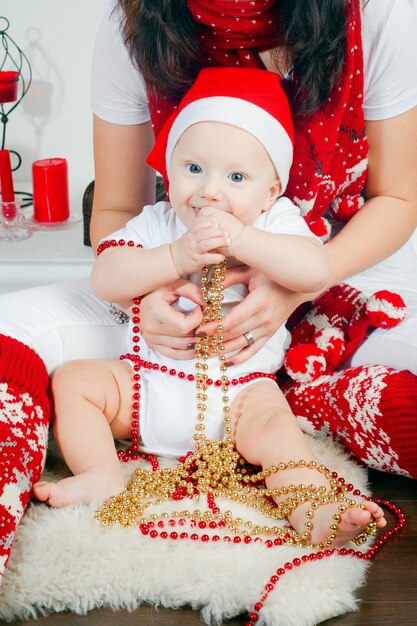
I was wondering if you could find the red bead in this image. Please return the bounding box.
[254,603,263,611]
[150,530,158,538]
[244,536,252,544]
[270,575,279,583]
[179,372,185,379]
[190,534,199,541]
[198,521,207,529]
[233,536,242,544]
[249,613,258,622]
[169,369,177,376]
[180,532,189,539]
[284,562,293,570]
[212,535,220,542]
[160,531,168,539]
[293,558,301,566]
[201,534,210,542]
[277,568,285,576]
[170,532,178,540]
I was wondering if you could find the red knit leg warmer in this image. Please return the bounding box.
[0,334,50,581]
[281,364,417,480]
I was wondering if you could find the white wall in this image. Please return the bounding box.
[1,0,107,210]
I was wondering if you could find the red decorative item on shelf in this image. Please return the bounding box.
[32,158,70,222]
[0,149,15,202]
[0,70,19,103]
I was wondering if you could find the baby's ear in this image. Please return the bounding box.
[263,177,281,212]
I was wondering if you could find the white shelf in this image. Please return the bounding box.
[0,218,94,294]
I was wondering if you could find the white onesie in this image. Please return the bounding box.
[105,199,319,457]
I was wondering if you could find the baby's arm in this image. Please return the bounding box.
[91,215,230,303]
[199,207,330,293]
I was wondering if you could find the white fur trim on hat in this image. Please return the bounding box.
[165,96,294,194]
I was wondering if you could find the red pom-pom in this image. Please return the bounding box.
[307,217,331,242]
[366,290,406,328]
[314,328,346,369]
[284,344,327,383]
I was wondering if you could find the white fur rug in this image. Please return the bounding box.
[0,435,373,626]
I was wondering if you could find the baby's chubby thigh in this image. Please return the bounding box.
[50,358,135,439]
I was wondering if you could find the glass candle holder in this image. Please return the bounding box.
[0,198,30,241]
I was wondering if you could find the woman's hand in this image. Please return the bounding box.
[134,278,204,359]
[199,266,314,366]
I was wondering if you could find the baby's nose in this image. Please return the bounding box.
[199,177,223,202]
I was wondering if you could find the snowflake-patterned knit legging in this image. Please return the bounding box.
[281,365,417,480]
[0,335,50,582]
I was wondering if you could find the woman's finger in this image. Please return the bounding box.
[143,334,197,350]
[149,344,196,360]
[225,335,270,366]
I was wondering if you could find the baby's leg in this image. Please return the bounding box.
[33,359,134,507]
[230,381,386,547]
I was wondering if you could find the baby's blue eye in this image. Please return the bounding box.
[188,163,201,174]
[230,172,245,183]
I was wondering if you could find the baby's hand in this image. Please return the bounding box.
[170,216,231,275]
[198,207,246,253]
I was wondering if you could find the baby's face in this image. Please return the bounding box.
[168,121,280,230]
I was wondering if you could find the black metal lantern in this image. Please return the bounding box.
[0,16,32,204]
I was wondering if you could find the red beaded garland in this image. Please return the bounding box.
[97,239,406,626]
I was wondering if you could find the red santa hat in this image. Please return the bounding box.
[146,67,294,195]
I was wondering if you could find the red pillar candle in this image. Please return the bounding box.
[0,149,15,202]
[32,158,70,223]
[0,71,19,103]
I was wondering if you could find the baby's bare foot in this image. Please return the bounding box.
[266,464,386,548]
[33,467,124,508]
[304,498,386,548]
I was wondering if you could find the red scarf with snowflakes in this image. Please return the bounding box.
[148,0,367,239]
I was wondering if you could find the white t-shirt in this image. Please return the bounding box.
[91,0,417,124]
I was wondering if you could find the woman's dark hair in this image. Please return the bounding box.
[117,0,348,117]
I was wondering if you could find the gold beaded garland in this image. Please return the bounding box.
[96,259,378,549]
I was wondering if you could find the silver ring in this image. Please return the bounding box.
[243,331,255,346]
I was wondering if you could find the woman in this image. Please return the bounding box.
[0,0,416,579]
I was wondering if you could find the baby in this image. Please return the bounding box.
[34,67,385,547]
